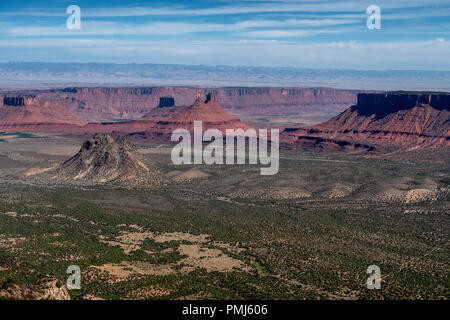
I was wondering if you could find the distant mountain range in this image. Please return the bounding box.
[1,62,450,91]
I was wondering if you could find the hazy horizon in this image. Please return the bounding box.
[4,61,450,72]
[1,61,450,91]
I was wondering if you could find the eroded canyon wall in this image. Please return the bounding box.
[311,92,450,147]
[38,87,358,121]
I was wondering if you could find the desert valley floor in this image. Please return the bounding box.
[0,133,448,300]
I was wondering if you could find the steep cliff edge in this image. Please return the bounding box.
[0,95,86,130]
[128,93,250,141]
[316,93,450,146]
[156,92,249,132]
[283,92,450,149]
[141,96,187,121]
[37,87,357,121]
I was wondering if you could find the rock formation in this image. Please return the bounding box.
[2,89,446,151]
[281,92,450,150]
[140,96,186,121]
[0,87,357,135]
[314,92,450,147]
[157,97,175,108]
[0,95,86,131]
[281,129,375,153]
[56,134,160,185]
[0,276,70,300]
[33,87,357,121]
[128,93,250,141]
[4,96,25,106]
[159,92,249,132]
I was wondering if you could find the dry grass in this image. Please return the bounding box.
[96,230,248,281]
[37,145,79,156]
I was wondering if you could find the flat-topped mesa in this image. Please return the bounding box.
[355,93,450,117]
[157,97,175,108]
[163,92,249,131]
[3,95,40,106]
[309,91,450,148]
[0,94,87,130]
[358,92,450,107]
[139,96,180,121]
[20,86,357,121]
[205,92,216,103]
[3,96,24,106]
[126,92,250,141]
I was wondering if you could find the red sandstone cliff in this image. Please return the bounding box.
[282,92,450,149]
[0,95,86,131]
[37,87,357,121]
[127,93,250,141]
[3,89,446,151]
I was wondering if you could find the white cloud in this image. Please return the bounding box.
[3,21,240,37]
[0,1,448,71]
[0,37,448,71]
[236,18,358,28]
[1,0,448,17]
[2,19,358,37]
[244,28,347,38]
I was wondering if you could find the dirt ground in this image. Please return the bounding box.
[97,230,247,279]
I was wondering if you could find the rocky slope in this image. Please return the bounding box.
[315,93,450,147]
[141,96,188,121]
[127,93,250,141]
[281,92,450,150]
[0,276,70,300]
[56,134,160,185]
[281,128,375,153]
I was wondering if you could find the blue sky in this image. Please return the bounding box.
[0,0,449,70]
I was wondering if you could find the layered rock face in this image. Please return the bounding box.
[157,97,175,108]
[158,93,249,132]
[3,95,41,107]
[282,92,450,149]
[130,93,250,141]
[57,134,160,184]
[3,96,25,106]
[210,87,357,115]
[315,93,450,146]
[38,87,357,121]
[0,95,86,131]
[356,93,450,112]
[141,96,186,121]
